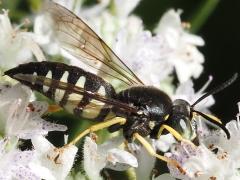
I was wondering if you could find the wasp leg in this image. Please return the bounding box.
[158,124,184,141]
[108,123,123,133]
[133,133,185,174]
[158,125,195,146]
[67,117,126,146]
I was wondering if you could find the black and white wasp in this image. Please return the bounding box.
[4,0,237,171]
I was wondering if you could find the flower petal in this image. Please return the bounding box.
[106,148,138,170]
[154,134,176,152]
[31,136,78,180]
[83,137,105,180]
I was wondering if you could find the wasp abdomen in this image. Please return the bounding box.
[5,62,116,120]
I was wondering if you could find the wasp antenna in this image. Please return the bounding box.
[192,109,230,139]
[191,73,238,107]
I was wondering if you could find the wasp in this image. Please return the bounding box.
[4,1,237,172]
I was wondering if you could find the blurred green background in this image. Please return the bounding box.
[1,0,240,123]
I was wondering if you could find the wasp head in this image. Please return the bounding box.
[166,99,195,140]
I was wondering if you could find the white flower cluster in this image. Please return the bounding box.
[0,10,45,71]
[0,83,77,180]
[166,111,240,180]
[0,0,237,180]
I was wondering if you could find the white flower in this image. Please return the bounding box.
[34,0,142,60]
[173,77,215,110]
[166,141,225,180]
[34,14,61,55]
[114,9,205,86]
[30,136,78,180]
[33,0,87,56]
[81,0,141,45]
[155,9,205,83]
[126,141,156,180]
[0,139,39,179]
[154,134,176,153]
[0,9,45,70]
[34,0,100,56]
[83,136,138,180]
[114,17,174,86]
[127,136,176,180]
[166,103,240,180]
[0,83,67,139]
[114,0,141,18]
[51,0,80,11]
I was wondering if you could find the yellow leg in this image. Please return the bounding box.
[133,133,185,174]
[67,117,126,146]
[158,124,184,141]
[158,124,196,147]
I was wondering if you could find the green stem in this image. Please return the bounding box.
[189,0,220,33]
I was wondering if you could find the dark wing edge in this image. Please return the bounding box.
[44,1,144,88]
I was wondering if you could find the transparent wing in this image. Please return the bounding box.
[45,1,144,89]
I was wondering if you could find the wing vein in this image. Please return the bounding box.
[57,28,137,85]
[46,1,144,90]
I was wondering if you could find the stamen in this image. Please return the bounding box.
[15,18,31,31]
[197,75,213,94]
